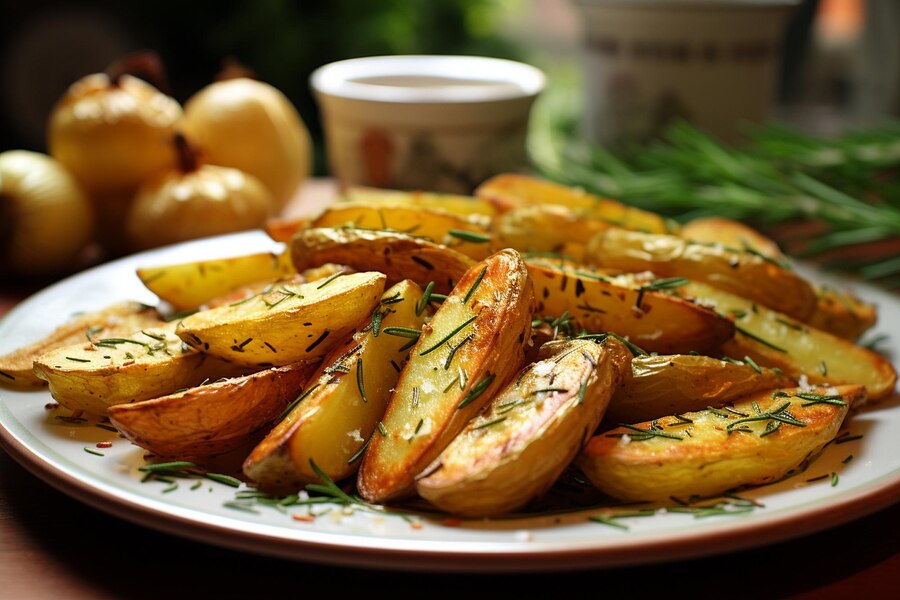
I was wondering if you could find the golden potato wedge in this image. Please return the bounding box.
[683,281,897,401]
[343,185,496,217]
[243,280,426,492]
[578,385,863,502]
[807,285,877,340]
[0,302,163,389]
[203,265,348,309]
[527,260,734,355]
[177,271,386,367]
[137,250,295,311]
[311,202,492,261]
[416,337,632,516]
[33,322,243,416]
[291,227,475,295]
[679,217,785,261]
[606,354,797,424]
[492,205,610,262]
[475,173,671,234]
[586,229,818,322]
[109,361,316,458]
[358,249,534,503]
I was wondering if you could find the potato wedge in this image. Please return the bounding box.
[291,227,475,295]
[527,260,734,354]
[109,362,315,458]
[416,337,632,516]
[343,185,496,217]
[358,249,534,503]
[683,281,897,401]
[679,217,785,261]
[492,205,610,262]
[33,322,243,415]
[606,354,797,424]
[807,285,877,340]
[177,271,386,367]
[203,265,348,309]
[0,302,163,388]
[137,250,295,311]
[578,385,863,502]
[311,202,492,261]
[587,228,818,322]
[243,280,426,491]
[475,173,671,234]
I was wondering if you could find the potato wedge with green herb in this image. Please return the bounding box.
[0,302,163,389]
[33,322,243,415]
[527,260,734,354]
[137,250,295,311]
[243,280,426,492]
[358,249,534,503]
[311,202,492,261]
[579,385,862,502]
[587,228,817,322]
[177,271,386,367]
[606,354,796,424]
[416,337,632,516]
[109,361,315,458]
[291,227,475,294]
[203,264,348,309]
[343,185,496,217]
[492,205,610,262]
[684,281,897,401]
[476,174,672,234]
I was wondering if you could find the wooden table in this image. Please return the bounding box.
[1,182,898,598]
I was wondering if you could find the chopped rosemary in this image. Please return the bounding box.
[463,267,487,304]
[472,416,507,430]
[377,421,387,436]
[834,432,864,444]
[305,330,330,353]
[735,326,788,353]
[796,393,846,407]
[279,385,320,421]
[607,424,683,441]
[744,355,762,374]
[448,229,491,243]
[831,472,839,487]
[356,359,368,403]
[457,373,495,409]
[66,356,91,363]
[316,271,345,289]
[635,277,689,308]
[443,333,474,369]
[83,447,104,456]
[420,314,478,356]
[138,461,197,473]
[417,281,435,316]
[726,402,806,434]
[0,370,13,380]
[347,432,374,464]
[589,516,629,530]
[382,327,422,339]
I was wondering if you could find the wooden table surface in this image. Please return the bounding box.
[0,181,898,598]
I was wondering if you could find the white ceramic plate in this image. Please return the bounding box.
[1,231,898,572]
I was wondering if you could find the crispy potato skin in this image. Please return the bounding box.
[807,286,877,340]
[684,281,897,401]
[527,260,734,355]
[416,338,632,516]
[587,229,818,322]
[358,249,534,503]
[109,362,315,458]
[579,385,863,502]
[177,271,386,367]
[33,322,243,415]
[243,280,426,492]
[291,228,475,295]
[0,302,162,389]
[606,354,797,424]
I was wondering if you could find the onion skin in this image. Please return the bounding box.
[125,164,274,251]
[0,150,93,276]
[182,78,312,209]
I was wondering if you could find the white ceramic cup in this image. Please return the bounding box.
[573,0,799,145]
[310,55,545,193]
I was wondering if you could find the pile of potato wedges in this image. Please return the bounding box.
[2,174,895,517]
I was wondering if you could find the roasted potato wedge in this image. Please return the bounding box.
[807,285,877,340]
[579,385,863,502]
[606,354,797,424]
[679,217,785,261]
[109,361,316,458]
[243,280,426,491]
[177,271,386,367]
[343,185,496,217]
[311,202,492,261]
[203,265,348,309]
[358,249,534,503]
[475,173,672,234]
[492,204,610,262]
[684,281,897,401]
[587,228,818,322]
[0,301,163,388]
[416,337,632,516]
[527,260,734,354]
[33,322,243,415]
[137,250,295,311]
[291,227,475,295]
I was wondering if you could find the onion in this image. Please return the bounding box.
[0,150,93,276]
[181,77,312,210]
[125,134,274,251]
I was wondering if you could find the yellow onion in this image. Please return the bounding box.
[0,150,93,276]
[48,72,182,193]
[125,134,274,251]
[181,77,312,210]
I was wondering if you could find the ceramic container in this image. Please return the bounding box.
[572,0,799,145]
[310,55,545,193]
